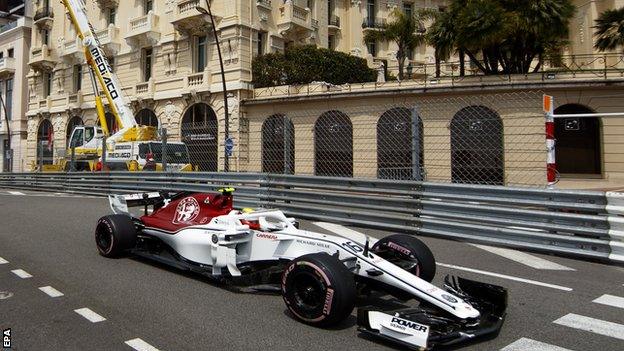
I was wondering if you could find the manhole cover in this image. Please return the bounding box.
[0,291,13,300]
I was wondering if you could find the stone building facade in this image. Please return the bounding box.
[0,4,32,173]
[21,0,624,188]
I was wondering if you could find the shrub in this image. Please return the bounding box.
[252,45,376,88]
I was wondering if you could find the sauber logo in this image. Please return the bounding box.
[390,317,428,333]
[173,197,200,224]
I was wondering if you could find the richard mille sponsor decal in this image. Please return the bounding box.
[173,197,200,224]
[390,317,428,333]
[441,294,458,303]
[256,233,278,240]
[296,239,330,249]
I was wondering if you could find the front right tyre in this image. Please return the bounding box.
[95,214,137,258]
[281,253,356,327]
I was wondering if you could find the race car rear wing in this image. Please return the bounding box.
[109,192,163,215]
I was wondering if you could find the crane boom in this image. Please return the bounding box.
[61,0,138,140]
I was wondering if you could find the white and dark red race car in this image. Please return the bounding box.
[96,189,507,350]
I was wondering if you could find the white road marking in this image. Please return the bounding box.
[11,269,32,278]
[0,256,8,264]
[501,338,575,351]
[554,313,624,340]
[471,244,575,271]
[593,294,624,310]
[8,191,25,195]
[125,338,161,351]
[74,308,106,323]
[312,222,379,245]
[38,286,64,298]
[437,262,573,291]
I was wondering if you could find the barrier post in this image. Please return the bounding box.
[543,95,557,188]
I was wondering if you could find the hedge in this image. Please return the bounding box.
[252,45,377,88]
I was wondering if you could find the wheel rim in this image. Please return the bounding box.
[95,224,112,253]
[292,271,326,312]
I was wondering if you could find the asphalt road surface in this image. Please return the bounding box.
[1,189,624,351]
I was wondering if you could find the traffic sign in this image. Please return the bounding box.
[225,137,234,157]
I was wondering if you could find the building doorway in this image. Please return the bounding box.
[554,104,601,176]
[181,103,218,171]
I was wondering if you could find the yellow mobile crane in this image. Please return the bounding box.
[51,0,192,171]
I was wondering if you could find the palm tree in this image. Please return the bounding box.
[426,10,456,77]
[594,7,624,54]
[364,8,436,80]
[427,0,575,75]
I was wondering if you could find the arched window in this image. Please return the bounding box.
[181,103,218,171]
[554,104,601,176]
[377,107,424,180]
[66,116,83,147]
[98,112,119,134]
[135,109,159,127]
[37,119,54,166]
[314,111,353,177]
[450,105,504,185]
[262,114,295,174]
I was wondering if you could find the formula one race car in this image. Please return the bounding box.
[95,189,507,350]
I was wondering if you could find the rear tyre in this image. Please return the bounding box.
[372,234,436,282]
[281,253,356,327]
[95,214,137,258]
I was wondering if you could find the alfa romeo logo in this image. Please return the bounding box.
[173,197,200,224]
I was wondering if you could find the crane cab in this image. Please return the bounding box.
[68,125,104,151]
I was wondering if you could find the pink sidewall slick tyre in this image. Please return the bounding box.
[281,253,356,327]
[95,214,137,258]
[372,234,436,283]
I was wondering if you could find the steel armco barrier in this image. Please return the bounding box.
[1,172,622,264]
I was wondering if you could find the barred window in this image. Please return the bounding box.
[262,114,295,174]
[314,111,352,177]
[377,107,424,180]
[450,105,504,185]
[135,109,158,127]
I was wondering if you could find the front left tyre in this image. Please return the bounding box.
[281,253,356,327]
[95,214,137,258]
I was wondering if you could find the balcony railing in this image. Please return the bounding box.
[67,93,83,107]
[125,11,160,48]
[0,21,17,34]
[362,17,386,29]
[278,1,311,31]
[29,44,56,71]
[0,57,16,76]
[184,71,211,92]
[328,15,340,28]
[257,0,272,10]
[95,25,121,55]
[34,8,54,21]
[34,7,54,29]
[95,0,119,8]
[171,0,215,35]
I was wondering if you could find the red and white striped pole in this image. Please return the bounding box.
[543,95,557,188]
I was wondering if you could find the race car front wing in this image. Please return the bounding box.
[357,275,507,350]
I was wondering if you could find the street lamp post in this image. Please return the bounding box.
[0,94,11,172]
[196,1,229,172]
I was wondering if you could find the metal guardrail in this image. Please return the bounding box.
[1,172,622,264]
